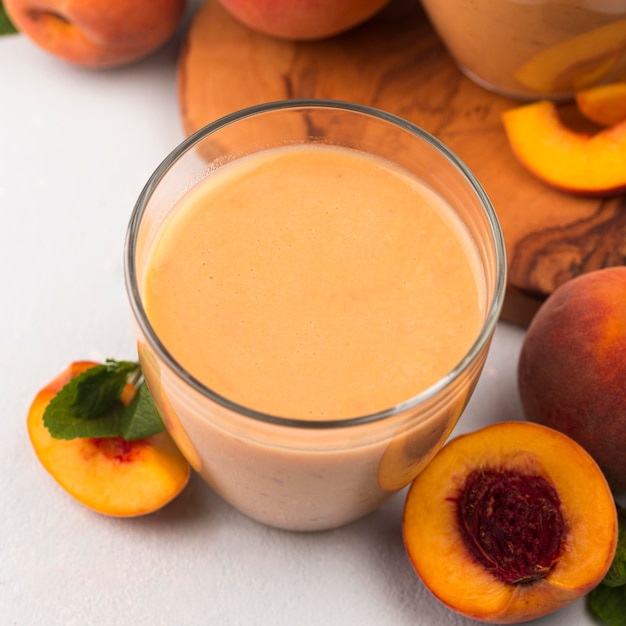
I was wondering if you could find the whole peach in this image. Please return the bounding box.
[518,266,626,492]
[215,0,391,41]
[5,0,187,68]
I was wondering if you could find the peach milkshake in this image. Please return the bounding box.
[125,101,505,530]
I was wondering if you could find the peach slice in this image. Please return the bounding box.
[28,361,190,517]
[514,19,626,95]
[403,421,617,624]
[501,100,626,196]
[576,82,626,127]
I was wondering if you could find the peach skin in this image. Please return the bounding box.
[519,266,626,493]
[214,0,390,41]
[5,0,187,68]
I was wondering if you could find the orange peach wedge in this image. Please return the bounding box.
[576,82,626,127]
[28,361,190,517]
[501,100,626,196]
[403,421,617,624]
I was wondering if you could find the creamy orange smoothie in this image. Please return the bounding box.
[143,145,483,420]
[138,142,489,530]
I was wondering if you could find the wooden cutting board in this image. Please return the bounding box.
[177,0,626,326]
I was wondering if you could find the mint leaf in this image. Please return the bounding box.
[44,400,125,439]
[119,381,164,441]
[43,360,165,441]
[0,2,18,35]
[70,360,137,419]
[588,583,626,626]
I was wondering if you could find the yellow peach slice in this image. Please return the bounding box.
[501,100,626,196]
[576,82,626,127]
[28,362,190,517]
[514,19,626,94]
[403,421,617,624]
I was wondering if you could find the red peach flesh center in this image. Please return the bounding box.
[90,437,147,463]
[454,467,565,585]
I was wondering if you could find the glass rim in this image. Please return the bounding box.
[124,98,507,430]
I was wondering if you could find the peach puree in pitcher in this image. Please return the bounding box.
[142,144,485,420]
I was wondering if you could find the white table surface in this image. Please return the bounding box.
[0,5,599,625]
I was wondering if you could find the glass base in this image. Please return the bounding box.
[458,65,575,103]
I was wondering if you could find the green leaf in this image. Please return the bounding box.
[588,583,626,626]
[0,2,18,35]
[44,400,125,440]
[70,360,137,419]
[43,359,165,441]
[119,381,165,441]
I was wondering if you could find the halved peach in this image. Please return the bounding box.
[514,19,626,94]
[576,82,626,127]
[403,421,617,624]
[501,100,626,196]
[28,361,190,517]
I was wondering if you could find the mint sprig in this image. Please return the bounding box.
[588,505,626,626]
[0,2,18,35]
[119,381,164,441]
[43,359,165,441]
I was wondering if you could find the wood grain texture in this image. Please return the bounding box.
[177,0,626,326]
